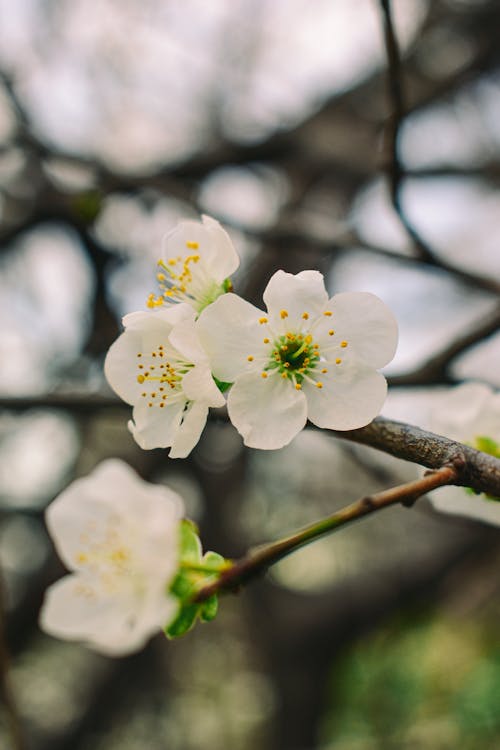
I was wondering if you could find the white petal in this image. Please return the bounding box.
[227,372,307,449]
[430,382,496,441]
[315,292,398,369]
[197,293,266,382]
[202,215,240,280]
[263,270,329,330]
[430,486,500,527]
[169,401,210,458]
[304,359,388,430]
[123,304,193,332]
[104,329,144,405]
[45,460,183,572]
[181,365,225,406]
[168,317,208,364]
[129,399,185,450]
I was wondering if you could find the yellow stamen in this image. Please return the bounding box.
[302,312,309,320]
[263,337,270,344]
[323,311,332,317]
[261,372,268,379]
[316,382,323,389]
[328,330,335,336]
[280,309,288,319]
[295,383,302,390]
[336,358,342,364]
[137,375,145,383]
[321,368,328,374]
[341,341,348,348]
[259,317,268,325]
[186,241,199,249]
[247,355,254,362]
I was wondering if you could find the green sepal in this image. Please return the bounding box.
[165,604,199,639]
[222,277,233,292]
[213,376,232,394]
[199,594,218,622]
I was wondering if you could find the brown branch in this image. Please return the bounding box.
[335,416,500,498]
[193,465,458,602]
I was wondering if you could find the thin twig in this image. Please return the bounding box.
[193,465,458,602]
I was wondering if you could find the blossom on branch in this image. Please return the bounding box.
[197,269,398,449]
[147,215,240,313]
[39,460,184,656]
[429,382,500,524]
[104,303,225,456]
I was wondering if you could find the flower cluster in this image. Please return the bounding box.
[41,215,399,656]
[428,382,500,525]
[105,215,399,454]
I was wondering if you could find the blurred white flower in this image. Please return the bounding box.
[197,270,398,449]
[147,215,240,313]
[104,303,225,456]
[429,382,500,524]
[39,460,184,657]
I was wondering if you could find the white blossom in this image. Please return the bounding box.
[104,303,225,456]
[197,270,398,449]
[147,215,240,313]
[428,382,500,525]
[39,460,184,657]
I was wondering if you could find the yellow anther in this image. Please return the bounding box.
[157,273,166,282]
[247,355,254,362]
[286,333,295,341]
[76,552,87,564]
[280,309,288,319]
[281,345,288,351]
[281,372,288,378]
[341,340,348,348]
[138,364,143,369]
[302,312,309,320]
[148,403,153,407]
[261,372,268,379]
[137,375,145,383]
[168,258,177,266]
[186,241,199,249]
[284,362,290,368]
[328,330,335,336]
[321,368,328,374]
[259,317,268,324]
[295,383,302,390]
[336,358,342,364]
[151,392,156,398]
[137,353,142,358]
[316,382,323,389]
[305,335,313,344]
[160,402,165,408]
[263,337,270,344]
[146,298,155,309]
[141,392,147,397]
[323,311,332,317]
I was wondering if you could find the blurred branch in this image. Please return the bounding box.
[0,570,26,750]
[389,302,500,386]
[194,465,458,601]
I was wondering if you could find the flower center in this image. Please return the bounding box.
[267,333,320,385]
[136,344,192,408]
[146,240,229,312]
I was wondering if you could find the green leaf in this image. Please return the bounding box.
[200,595,218,622]
[165,604,199,639]
[474,435,500,458]
[202,551,226,569]
[179,519,202,563]
[170,570,197,599]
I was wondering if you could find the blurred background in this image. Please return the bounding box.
[1,0,500,748]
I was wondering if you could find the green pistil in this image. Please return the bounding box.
[266,335,319,384]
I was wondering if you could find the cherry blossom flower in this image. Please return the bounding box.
[147,215,240,313]
[428,382,500,525]
[197,269,398,449]
[104,304,225,456]
[39,460,184,656]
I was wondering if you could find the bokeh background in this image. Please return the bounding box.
[1,1,500,748]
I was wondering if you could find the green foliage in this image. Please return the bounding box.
[71,190,103,223]
[166,520,229,639]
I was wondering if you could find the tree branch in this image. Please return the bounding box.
[193,465,458,602]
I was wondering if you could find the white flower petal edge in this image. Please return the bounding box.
[148,215,240,313]
[39,459,184,656]
[197,270,398,448]
[104,304,224,456]
[428,382,500,525]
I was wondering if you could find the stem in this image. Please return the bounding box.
[0,569,26,750]
[193,465,458,603]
